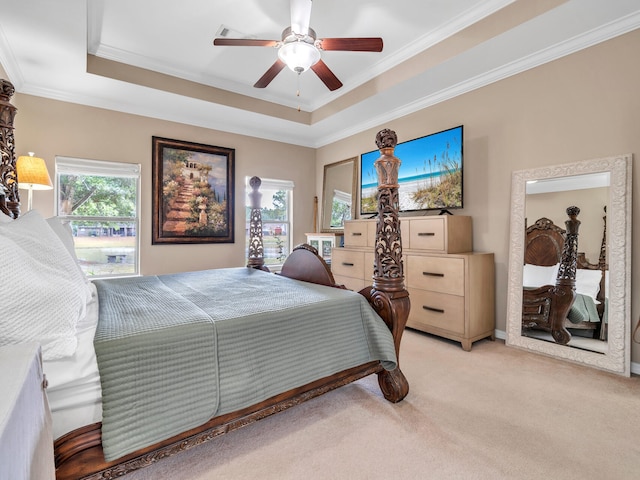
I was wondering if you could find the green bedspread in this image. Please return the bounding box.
[567,293,600,324]
[93,268,397,461]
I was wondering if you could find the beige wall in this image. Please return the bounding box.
[316,29,640,363]
[11,95,316,275]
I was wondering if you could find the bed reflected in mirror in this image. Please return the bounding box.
[321,157,357,233]
[506,154,632,376]
[522,174,609,353]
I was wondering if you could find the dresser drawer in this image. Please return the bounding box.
[408,218,446,251]
[331,249,365,279]
[407,289,465,335]
[344,221,369,247]
[406,216,472,253]
[406,255,464,296]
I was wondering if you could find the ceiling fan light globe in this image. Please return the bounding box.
[278,41,320,73]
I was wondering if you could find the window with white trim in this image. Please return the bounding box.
[246,177,294,268]
[55,156,141,278]
[330,188,352,228]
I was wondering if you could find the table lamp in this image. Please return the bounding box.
[16,152,53,211]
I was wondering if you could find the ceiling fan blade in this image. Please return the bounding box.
[290,0,312,35]
[213,38,279,47]
[310,60,343,91]
[254,59,286,88]
[318,38,383,52]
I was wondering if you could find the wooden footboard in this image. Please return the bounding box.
[54,362,384,480]
[53,129,410,479]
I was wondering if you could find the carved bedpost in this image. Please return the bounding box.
[598,206,607,270]
[247,176,269,271]
[549,206,581,345]
[557,206,580,284]
[362,128,410,403]
[0,79,20,218]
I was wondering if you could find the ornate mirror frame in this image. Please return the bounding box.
[321,157,357,233]
[506,154,632,376]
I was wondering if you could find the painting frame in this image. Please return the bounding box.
[152,136,235,244]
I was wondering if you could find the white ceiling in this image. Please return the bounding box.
[1,0,639,148]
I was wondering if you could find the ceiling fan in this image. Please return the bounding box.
[213,0,383,91]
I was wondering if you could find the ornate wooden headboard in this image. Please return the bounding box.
[526,209,607,271]
[524,217,565,267]
[0,78,20,218]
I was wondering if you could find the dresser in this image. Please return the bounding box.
[332,215,495,351]
[0,343,55,479]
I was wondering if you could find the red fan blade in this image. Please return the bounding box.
[213,38,279,47]
[310,60,343,91]
[254,59,286,88]
[318,38,383,52]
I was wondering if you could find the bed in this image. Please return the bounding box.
[521,206,607,345]
[0,82,410,480]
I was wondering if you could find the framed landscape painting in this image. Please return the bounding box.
[152,137,235,244]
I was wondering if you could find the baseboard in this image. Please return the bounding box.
[493,329,639,375]
[495,329,506,341]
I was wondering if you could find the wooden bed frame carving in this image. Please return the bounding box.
[0,79,20,219]
[0,92,410,480]
[246,175,269,272]
[522,206,581,345]
[522,206,606,344]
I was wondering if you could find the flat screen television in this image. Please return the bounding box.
[360,125,463,215]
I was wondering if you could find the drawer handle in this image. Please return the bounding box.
[352,232,362,236]
[422,272,444,277]
[423,305,445,314]
[342,262,355,267]
[417,232,435,237]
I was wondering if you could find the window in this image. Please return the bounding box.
[55,156,141,278]
[330,189,352,228]
[246,177,294,268]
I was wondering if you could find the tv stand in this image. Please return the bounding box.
[438,209,454,215]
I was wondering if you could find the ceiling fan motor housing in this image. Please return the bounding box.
[278,27,321,72]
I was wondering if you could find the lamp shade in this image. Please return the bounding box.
[17,152,53,190]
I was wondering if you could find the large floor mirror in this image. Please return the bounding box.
[321,157,357,233]
[506,154,632,376]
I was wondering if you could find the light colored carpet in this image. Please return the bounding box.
[124,330,640,480]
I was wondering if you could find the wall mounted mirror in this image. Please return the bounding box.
[321,157,357,233]
[506,154,632,376]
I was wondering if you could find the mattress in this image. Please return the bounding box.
[43,282,102,440]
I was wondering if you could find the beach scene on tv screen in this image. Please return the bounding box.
[360,126,463,214]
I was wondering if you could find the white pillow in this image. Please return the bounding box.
[0,210,92,360]
[0,211,13,223]
[46,216,78,261]
[46,216,88,280]
[523,263,559,288]
[575,269,602,302]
